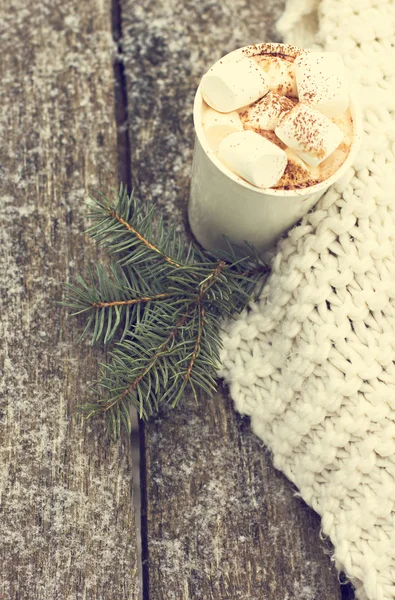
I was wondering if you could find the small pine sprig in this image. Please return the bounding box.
[63,186,268,438]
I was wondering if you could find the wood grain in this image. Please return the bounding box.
[0,2,139,599]
[120,0,348,598]
[142,389,342,600]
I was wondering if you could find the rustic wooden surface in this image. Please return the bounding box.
[121,1,354,599]
[140,389,345,600]
[0,2,139,599]
[0,0,358,598]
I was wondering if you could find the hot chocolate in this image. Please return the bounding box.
[188,42,362,254]
[200,47,353,190]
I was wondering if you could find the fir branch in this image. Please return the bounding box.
[100,259,230,420]
[65,185,269,438]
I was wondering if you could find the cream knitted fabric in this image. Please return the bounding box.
[220,1,395,599]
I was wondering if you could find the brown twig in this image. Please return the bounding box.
[199,260,227,291]
[108,209,183,268]
[92,292,170,308]
[182,261,226,380]
[185,305,205,382]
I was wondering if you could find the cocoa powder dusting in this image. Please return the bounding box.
[255,51,295,62]
[274,159,318,189]
[238,92,296,132]
[290,104,327,156]
[246,92,295,116]
[338,141,348,153]
[274,178,319,190]
[238,109,248,120]
[300,91,316,101]
[256,129,287,149]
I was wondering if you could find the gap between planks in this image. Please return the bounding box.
[111,0,145,598]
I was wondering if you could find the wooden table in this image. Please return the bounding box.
[0,0,355,598]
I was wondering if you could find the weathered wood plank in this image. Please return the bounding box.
[142,390,342,600]
[120,0,346,598]
[0,2,139,599]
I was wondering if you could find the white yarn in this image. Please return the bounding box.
[220,1,395,599]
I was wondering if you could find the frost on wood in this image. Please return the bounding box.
[144,393,341,600]
[120,0,286,232]
[0,1,138,599]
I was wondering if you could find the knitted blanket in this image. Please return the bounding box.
[219,1,395,599]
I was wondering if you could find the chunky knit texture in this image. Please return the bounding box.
[220,1,395,599]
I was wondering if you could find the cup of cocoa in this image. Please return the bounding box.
[188,42,363,254]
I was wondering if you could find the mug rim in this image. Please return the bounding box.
[193,42,363,198]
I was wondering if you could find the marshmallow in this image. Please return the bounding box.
[254,56,298,96]
[200,57,269,113]
[242,92,295,131]
[218,130,288,188]
[275,103,344,167]
[295,52,349,118]
[201,106,244,151]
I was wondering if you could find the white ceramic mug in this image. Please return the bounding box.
[188,43,363,254]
